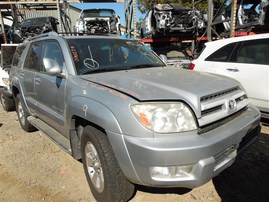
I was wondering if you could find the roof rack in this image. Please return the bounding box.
[23,31,59,43]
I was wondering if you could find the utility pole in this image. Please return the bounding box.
[0,8,7,44]
[207,0,213,41]
[230,0,237,37]
[133,0,136,38]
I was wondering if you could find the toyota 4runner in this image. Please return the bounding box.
[9,32,261,202]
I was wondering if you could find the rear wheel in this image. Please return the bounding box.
[0,92,15,111]
[81,125,135,202]
[15,94,36,132]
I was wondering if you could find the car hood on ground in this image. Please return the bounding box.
[80,67,239,103]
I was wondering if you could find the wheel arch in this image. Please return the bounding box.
[67,97,122,160]
[69,115,106,160]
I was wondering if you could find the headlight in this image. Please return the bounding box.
[131,102,197,133]
[2,78,9,86]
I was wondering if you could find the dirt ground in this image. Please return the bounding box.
[0,106,268,202]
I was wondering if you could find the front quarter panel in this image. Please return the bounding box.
[65,77,154,138]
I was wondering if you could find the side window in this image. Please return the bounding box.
[234,39,269,65]
[42,41,64,73]
[24,42,43,71]
[205,43,236,62]
[12,45,26,67]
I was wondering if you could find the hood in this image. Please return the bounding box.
[80,67,240,109]
[83,17,111,21]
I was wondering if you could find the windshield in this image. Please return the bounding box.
[81,9,114,18]
[67,38,165,75]
[20,18,49,27]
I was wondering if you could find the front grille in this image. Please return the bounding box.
[201,105,222,116]
[198,86,249,130]
[198,107,247,134]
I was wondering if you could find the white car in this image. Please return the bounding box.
[190,33,269,119]
[74,9,120,35]
[0,67,14,111]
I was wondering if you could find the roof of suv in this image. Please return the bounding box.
[23,32,122,43]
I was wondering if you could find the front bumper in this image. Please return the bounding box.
[108,105,260,188]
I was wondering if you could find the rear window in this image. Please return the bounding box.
[233,39,269,65]
[12,45,26,67]
[205,43,236,62]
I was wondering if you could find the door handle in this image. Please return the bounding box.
[226,68,239,72]
[34,78,41,85]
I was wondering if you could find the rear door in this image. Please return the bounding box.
[22,41,43,114]
[227,39,269,112]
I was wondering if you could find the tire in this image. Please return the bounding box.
[15,94,36,132]
[81,126,135,202]
[0,92,15,111]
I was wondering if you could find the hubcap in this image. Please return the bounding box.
[85,142,104,193]
[17,101,25,125]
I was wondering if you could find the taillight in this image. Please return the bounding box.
[189,63,195,70]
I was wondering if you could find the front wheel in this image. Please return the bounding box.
[15,94,36,132]
[81,126,135,202]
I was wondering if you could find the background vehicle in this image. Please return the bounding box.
[9,32,260,202]
[74,8,120,35]
[139,3,205,38]
[151,43,191,68]
[10,16,58,43]
[0,24,11,46]
[212,0,269,36]
[190,33,269,119]
[0,67,14,111]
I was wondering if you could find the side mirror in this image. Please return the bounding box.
[159,54,168,63]
[43,58,62,76]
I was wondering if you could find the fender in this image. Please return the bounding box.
[66,96,122,134]
[10,76,35,116]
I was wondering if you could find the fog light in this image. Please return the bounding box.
[150,165,194,180]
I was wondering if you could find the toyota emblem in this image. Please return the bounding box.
[228,98,237,111]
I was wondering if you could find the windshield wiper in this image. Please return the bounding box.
[82,67,127,75]
[129,64,163,69]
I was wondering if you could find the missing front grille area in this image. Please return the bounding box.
[198,107,247,134]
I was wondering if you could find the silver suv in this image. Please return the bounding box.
[9,32,261,202]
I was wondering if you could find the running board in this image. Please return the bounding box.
[28,116,71,154]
